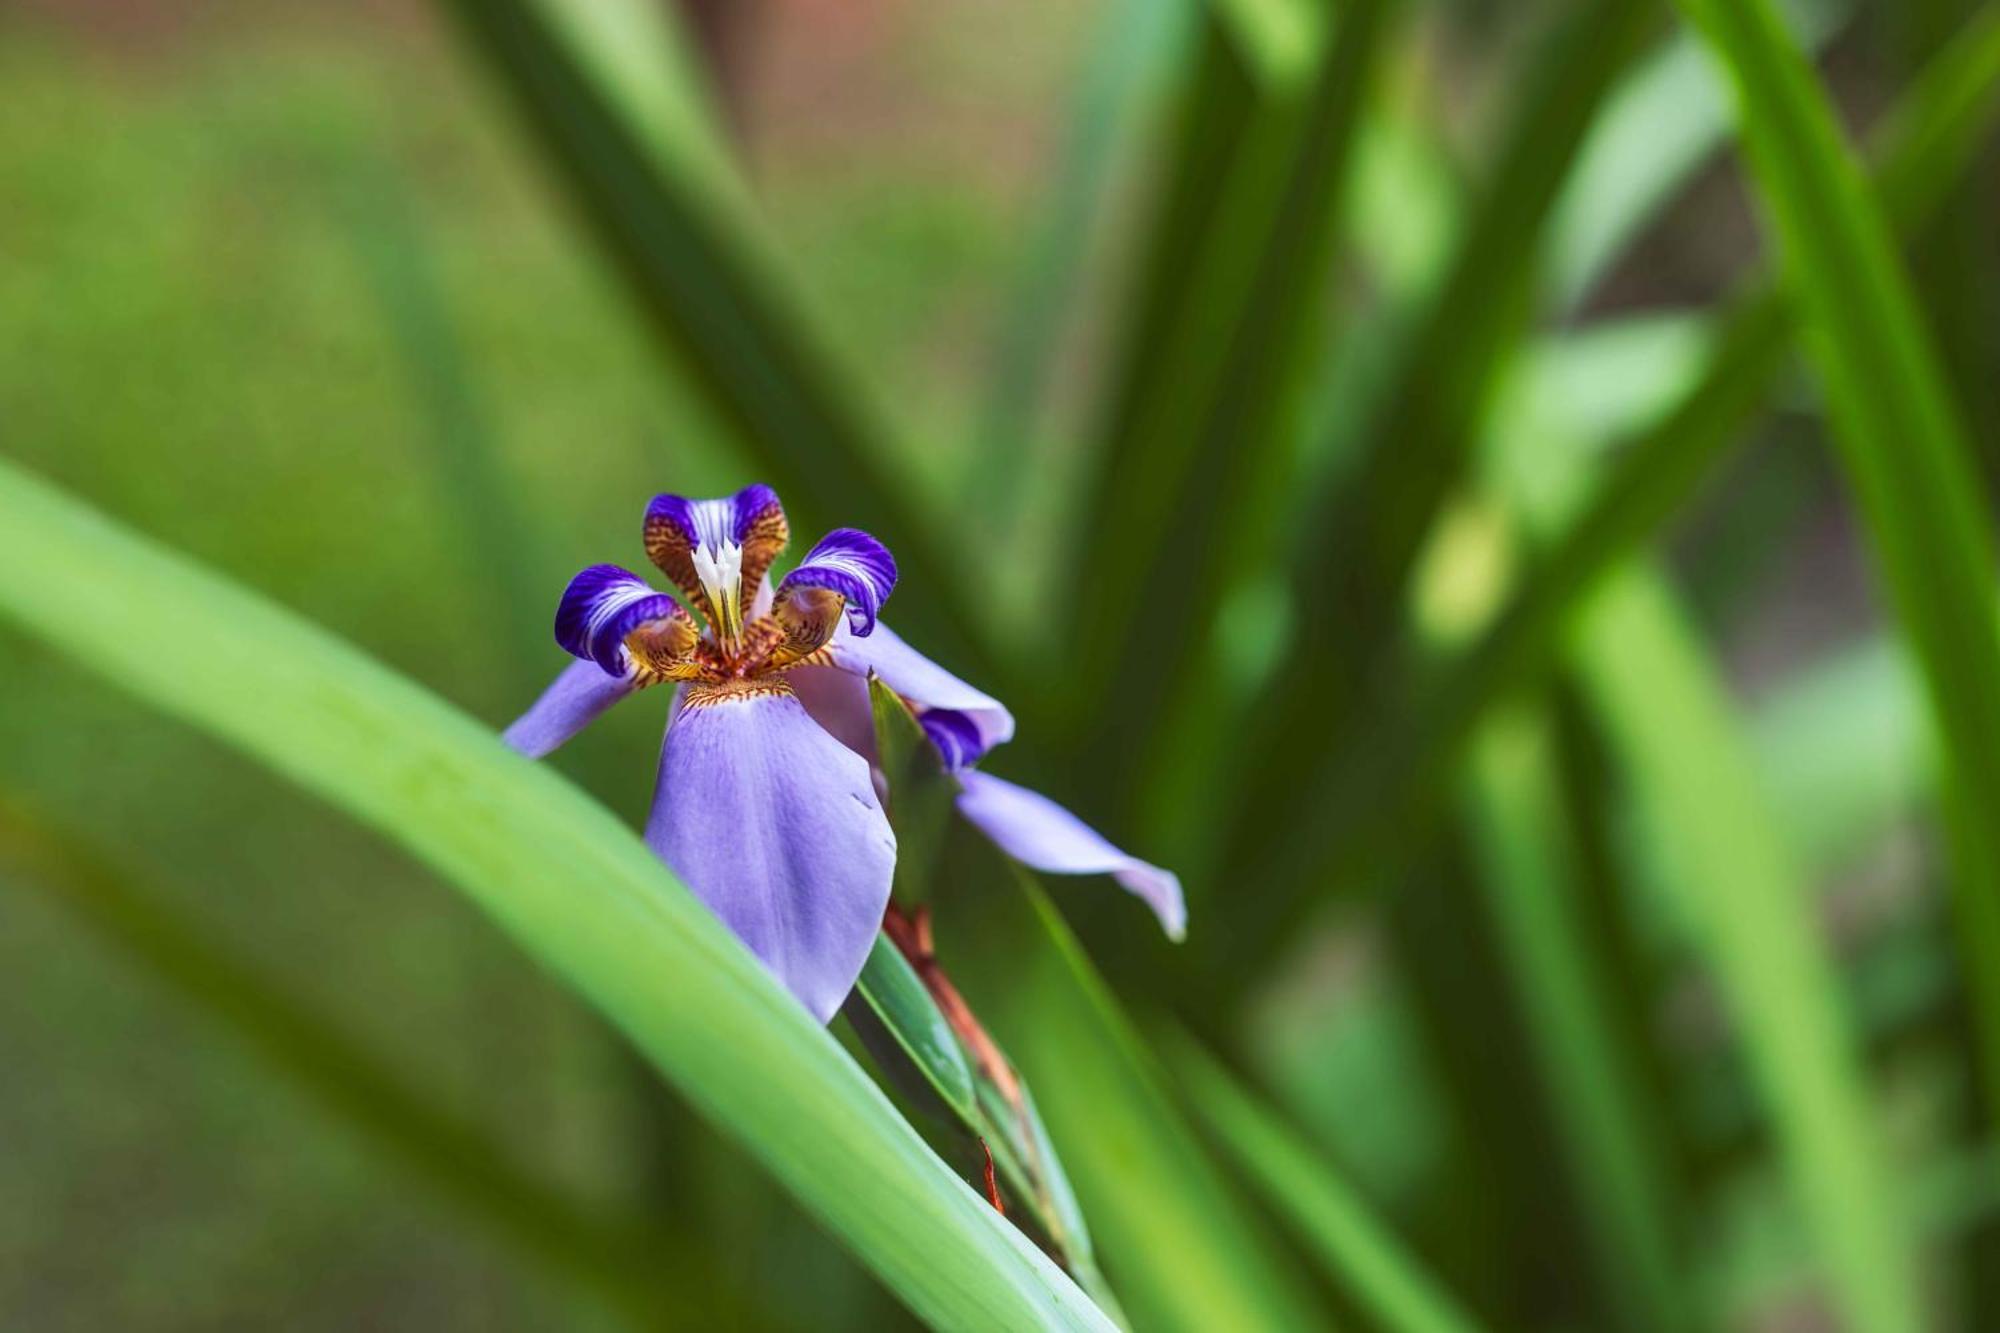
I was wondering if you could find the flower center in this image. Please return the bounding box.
[690,539,746,651]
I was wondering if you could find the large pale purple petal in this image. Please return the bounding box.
[554,564,681,675]
[502,659,638,758]
[955,770,1185,940]
[646,684,896,1022]
[786,663,878,763]
[822,620,1014,767]
[779,528,897,635]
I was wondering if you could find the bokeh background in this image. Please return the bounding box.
[3,0,1998,1328]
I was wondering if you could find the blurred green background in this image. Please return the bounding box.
[3,0,1999,1328]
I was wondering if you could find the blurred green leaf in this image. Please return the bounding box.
[942,864,1325,1333]
[0,811,726,1328]
[1671,0,2000,1123]
[1222,6,2000,942]
[969,0,1197,534]
[1072,0,1395,830]
[1173,1035,1488,1333]
[0,459,1113,1333]
[1547,0,1853,310]
[439,0,997,676]
[1206,0,1655,964]
[1752,634,1931,876]
[1064,0,1383,747]
[1461,708,1691,1330]
[1571,570,1923,1333]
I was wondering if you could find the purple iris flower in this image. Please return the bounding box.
[504,484,1184,1021]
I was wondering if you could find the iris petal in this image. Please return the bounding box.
[644,485,789,617]
[646,681,897,1022]
[820,621,1014,767]
[779,528,897,636]
[554,564,683,675]
[502,658,637,758]
[955,770,1186,940]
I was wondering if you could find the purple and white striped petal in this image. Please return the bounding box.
[643,485,789,616]
[779,528,897,636]
[819,620,1014,768]
[955,770,1186,940]
[645,681,897,1023]
[554,564,682,676]
[502,658,638,759]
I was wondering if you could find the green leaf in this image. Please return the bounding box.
[1460,709,1691,1330]
[438,0,998,677]
[1567,569,1924,1333]
[1751,634,1932,877]
[0,810,740,1328]
[851,685,1117,1316]
[0,459,1113,1333]
[1071,0,1396,819]
[1202,0,1654,959]
[1218,6,2000,941]
[852,935,980,1125]
[941,865,1325,1332]
[967,0,1197,536]
[1547,0,1854,310]
[1063,1,1362,718]
[847,933,1123,1324]
[872,678,960,905]
[1669,0,2000,1123]
[1173,1036,1488,1333]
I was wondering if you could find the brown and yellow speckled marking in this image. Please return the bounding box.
[735,501,790,604]
[642,512,710,616]
[624,605,704,682]
[682,677,797,708]
[645,498,792,625]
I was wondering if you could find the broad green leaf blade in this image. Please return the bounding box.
[1173,1037,1488,1333]
[940,866,1325,1332]
[1461,710,1690,1331]
[0,812,727,1328]
[0,460,1113,1333]
[1671,0,2000,1126]
[852,936,980,1125]
[1571,570,1922,1333]
[439,0,997,677]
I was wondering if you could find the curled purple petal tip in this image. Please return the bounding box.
[920,710,987,771]
[780,528,897,636]
[821,621,1013,766]
[555,564,680,675]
